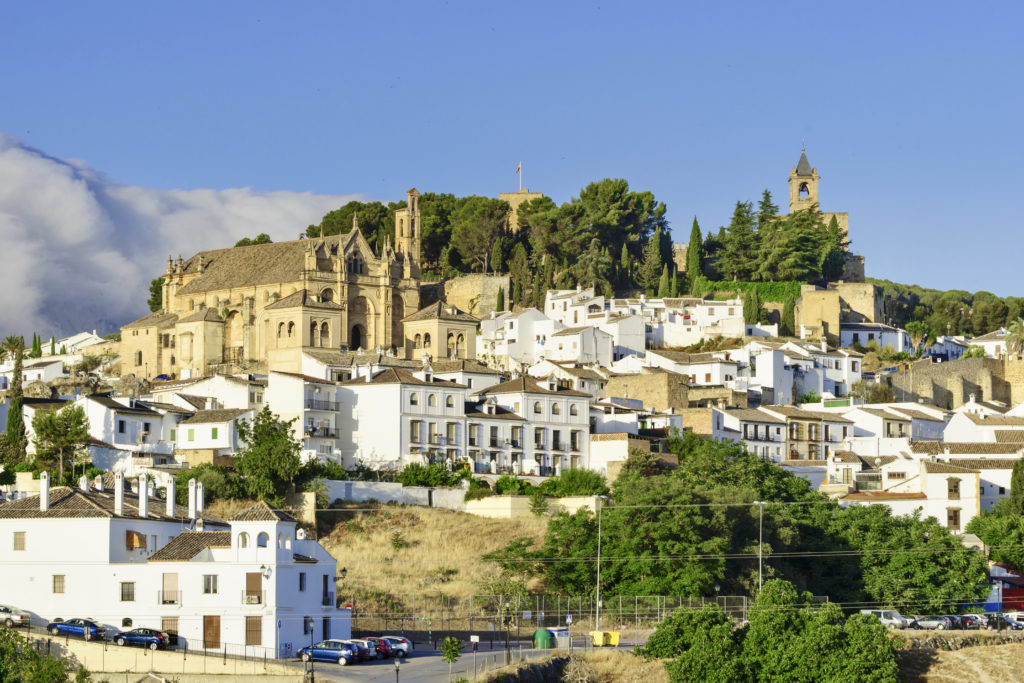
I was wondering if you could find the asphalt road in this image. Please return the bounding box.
[296,647,552,683]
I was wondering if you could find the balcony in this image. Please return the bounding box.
[509,439,522,449]
[304,427,338,439]
[158,590,180,606]
[242,590,265,605]
[489,439,499,448]
[322,592,335,607]
[305,398,338,411]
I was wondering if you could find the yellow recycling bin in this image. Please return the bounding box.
[589,630,606,646]
[606,631,620,646]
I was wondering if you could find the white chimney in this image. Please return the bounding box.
[138,474,149,518]
[187,478,197,519]
[820,339,827,353]
[196,481,205,515]
[78,475,89,491]
[93,474,104,491]
[166,478,176,517]
[39,472,50,512]
[114,473,125,516]
[205,398,216,410]
[196,518,205,532]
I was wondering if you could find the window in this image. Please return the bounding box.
[120,582,135,602]
[13,531,25,551]
[257,532,269,548]
[170,429,176,442]
[948,478,961,500]
[135,351,142,366]
[410,393,419,406]
[143,422,151,434]
[188,429,195,442]
[238,532,249,548]
[203,575,218,594]
[428,394,437,407]
[299,572,306,592]
[704,373,711,383]
[410,420,422,444]
[552,403,561,416]
[947,508,961,532]
[125,530,147,550]
[1000,486,1006,495]
[428,423,438,444]
[303,616,311,635]
[245,616,262,646]
[534,402,542,414]
[889,472,907,481]
[118,420,126,434]
[53,575,65,594]
[469,423,479,446]
[423,333,431,348]
[570,404,578,416]
[447,422,456,441]
[446,395,455,408]
[489,425,499,448]
[534,428,544,447]
[211,427,219,440]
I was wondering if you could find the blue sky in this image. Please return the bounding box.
[2,0,1022,300]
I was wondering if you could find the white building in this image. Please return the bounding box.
[173,408,254,463]
[0,473,348,657]
[711,407,787,462]
[477,308,559,372]
[545,326,613,366]
[969,329,1008,358]
[0,358,65,388]
[265,372,341,463]
[608,296,745,348]
[780,341,862,399]
[528,360,607,400]
[943,411,1024,443]
[840,323,911,353]
[646,349,739,387]
[923,335,969,362]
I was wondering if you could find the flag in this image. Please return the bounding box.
[515,162,521,174]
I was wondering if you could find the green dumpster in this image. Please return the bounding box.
[533,628,553,649]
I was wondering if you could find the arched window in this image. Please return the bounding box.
[263,291,270,303]
[285,533,291,549]
[446,395,454,408]
[414,333,422,349]
[428,394,437,407]
[457,334,466,357]
[277,322,284,339]
[570,404,579,416]
[447,333,456,358]
[410,393,419,406]
[320,288,334,303]
[534,402,542,414]
[310,321,319,347]
[423,333,431,348]
[257,532,269,548]
[320,322,330,347]
[238,532,249,548]
[122,618,133,628]
[277,533,283,549]
[287,322,295,338]
[552,403,561,415]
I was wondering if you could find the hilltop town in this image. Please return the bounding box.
[4,151,1024,681]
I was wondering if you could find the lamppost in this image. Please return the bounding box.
[304,616,315,683]
[595,503,603,630]
[502,600,512,664]
[753,501,767,592]
[394,657,401,683]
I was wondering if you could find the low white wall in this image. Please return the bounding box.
[323,480,466,510]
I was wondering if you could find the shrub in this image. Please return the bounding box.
[494,474,529,495]
[539,468,609,497]
[397,463,464,488]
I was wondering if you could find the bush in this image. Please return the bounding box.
[538,468,609,497]
[397,463,465,488]
[464,478,493,502]
[494,474,529,495]
[174,464,244,504]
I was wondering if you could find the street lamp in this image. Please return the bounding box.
[304,616,315,683]
[394,657,401,683]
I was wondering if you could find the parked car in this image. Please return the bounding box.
[985,613,1024,630]
[349,638,385,660]
[343,640,373,662]
[382,635,412,657]
[1003,611,1024,623]
[0,605,30,628]
[297,639,358,665]
[943,615,964,629]
[859,609,913,629]
[46,618,104,640]
[111,627,169,650]
[913,615,952,630]
[364,637,393,658]
[961,614,986,629]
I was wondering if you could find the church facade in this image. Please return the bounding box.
[121,189,424,380]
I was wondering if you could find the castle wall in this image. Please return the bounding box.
[440,274,511,318]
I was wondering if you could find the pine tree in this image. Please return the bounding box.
[781,296,796,337]
[639,228,664,295]
[720,201,758,281]
[658,264,671,298]
[686,218,703,286]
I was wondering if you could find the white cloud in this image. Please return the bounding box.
[0,133,359,339]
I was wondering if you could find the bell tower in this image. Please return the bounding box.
[788,149,820,213]
[394,188,421,279]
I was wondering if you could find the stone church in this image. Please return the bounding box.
[121,189,425,379]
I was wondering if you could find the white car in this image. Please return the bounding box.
[859,609,913,629]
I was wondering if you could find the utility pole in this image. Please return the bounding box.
[754,501,766,591]
[595,503,602,630]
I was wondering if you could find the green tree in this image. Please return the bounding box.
[508,243,531,307]
[755,190,779,233]
[307,199,400,249]
[147,276,165,312]
[905,320,931,354]
[1007,317,1024,357]
[639,228,664,295]
[451,197,509,273]
[490,237,505,274]
[234,233,273,247]
[32,405,90,483]
[686,218,704,286]
[538,468,609,497]
[574,238,614,294]
[780,295,796,337]
[1,335,27,466]
[49,336,55,355]
[967,510,1024,572]
[0,628,90,682]
[1008,458,1024,516]
[718,201,758,281]
[850,380,897,404]
[234,406,303,506]
[397,463,465,488]
[962,346,987,359]
[619,242,631,288]
[439,636,463,681]
[495,286,505,312]
[658,264,671,298]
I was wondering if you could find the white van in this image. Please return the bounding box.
[860,609,913,629]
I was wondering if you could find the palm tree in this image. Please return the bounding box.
[1007,318,1024,358]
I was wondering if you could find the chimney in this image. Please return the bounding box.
[820,339,827,353]
[196,518,205,532]
[114,473,125,516]
[39,472,50,512]
[205,398,216,410]
[196,482,205,515]
[166,478,176,517]
[187,478,197,519]
[717,398,726,410]
[93,474,104,492]
[138,474,149,518]
[78,475,89,492]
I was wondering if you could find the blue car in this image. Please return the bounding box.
[112,627,169,650]
[297,639,358,665]
[46,618,104,640]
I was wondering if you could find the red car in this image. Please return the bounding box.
[364,637,393,658]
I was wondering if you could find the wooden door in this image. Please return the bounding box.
[203,615,220,649]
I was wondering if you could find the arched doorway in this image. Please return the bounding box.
[351,324,366,350]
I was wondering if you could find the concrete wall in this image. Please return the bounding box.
[442,274,511,318]
[886,357,1009,410]
[464,495,603,519]
[322,480,466,511]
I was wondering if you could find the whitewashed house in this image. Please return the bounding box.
[544,326,613,367]
[477,308,558,372]
[265,371,340,463]
[943,411,1024,443]
[0,474,349,657]
[840,323,911,352]
[646,349,739,387]
[781,341,862,399]
[711,407,787,462]
[173,408,254,465]
[969,329,1008,358]
[923,335,969,362]
[528,360,607,400]
[545,286,605,327]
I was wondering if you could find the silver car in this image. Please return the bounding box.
[859,609,913,629]
[914,615,952,630]
[0,605,30,628]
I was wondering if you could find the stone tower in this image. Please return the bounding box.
[788,149,820,213]
[394,188,421,279]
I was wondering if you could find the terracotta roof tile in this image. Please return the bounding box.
[149,531,232,561]
[230,500,297,523]
[178,408,250,425]
[402,301,478,324]
[910,441,1024,455]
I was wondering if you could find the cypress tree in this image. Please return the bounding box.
[657,265,671,298]
[49,337,55,355]
[670,273,681,298]
[3,337,27,463]
[639,228,664,295]
[686,217,703,284]
[1010,459,1024,516]
[496,286,505,312]
[781,295,796,337]
[619,243,631,287]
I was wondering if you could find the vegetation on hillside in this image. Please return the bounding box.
[869,278,1024,337]
[0,628,95,682]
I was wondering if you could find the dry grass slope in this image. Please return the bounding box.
[903,642,1024,683]
[319,504,548,617]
